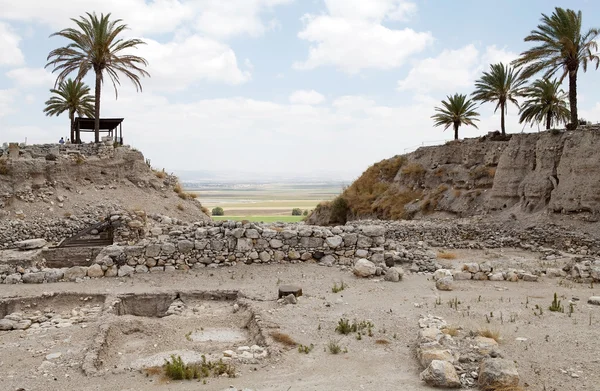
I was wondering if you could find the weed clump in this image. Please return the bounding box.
[477,328,501,343]
[298,344,314,354]
[332,281,346,293]
[437,251,457,260]
[176,203,184,211]
[335,318,374,335]
[270,332,297,346]
[163,354,235,381]
[327,340,342,354]
[0,159,9,175]
[549,292,564,312]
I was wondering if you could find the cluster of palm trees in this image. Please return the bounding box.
[433,7,599,140]
[44,12,149,143]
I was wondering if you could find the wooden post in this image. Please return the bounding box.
[119,122,123,145]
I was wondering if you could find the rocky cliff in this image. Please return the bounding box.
[310,125,600,224]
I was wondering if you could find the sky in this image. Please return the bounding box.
[1,0,600,180]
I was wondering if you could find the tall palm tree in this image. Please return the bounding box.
[46,12,149,143]
[432,93,480,140]
[519,78,570,130]
[512,7,599,129]
[43,78,95,143]
[472,63,527,136]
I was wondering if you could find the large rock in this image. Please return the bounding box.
[418,348,454,368]
[118,265,135,277]
[4,273,22,284]
[478,358,520,389]
[588,296,600,305]
[236,238,253,252]
[45,269,64,283]
[433,269,452,281]
[22,272,46,284]
[384,267,404,282]
[64,266,88,281]
[436,277,455,291]
[420,360,461,388]
[325,235,343,249]
[0,319,17,330]
[360,225,385,237]
[353,259,376,277]
[87,264,105,278]
[177,240,194,254]
[145,244,161,258]
[15,238,47,250]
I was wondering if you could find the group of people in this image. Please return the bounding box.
[58,137,72,145]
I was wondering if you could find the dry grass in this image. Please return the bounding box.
[341,156,406,217]
[270,332,297,347]
[401,163,426,178]
[478,328,501,343]
[470,165,497,180]
[74,155,85,165]
[154,169,166,179]
[186,192,198,199]
[176,203,184,211]
[437,251,457,260]
[173,183,183,194]
[441,326,459,337]
[63,212,72,218]
[375,339,390,345]
[144,366,163,376]
[201,206,209,214]
[0,159,8,175]
[453,189,462,197]
[433,167,446,177]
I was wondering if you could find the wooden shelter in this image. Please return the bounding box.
[73,117,124,144]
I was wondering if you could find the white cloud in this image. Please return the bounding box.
[397,45,518,93]
[192,0,292,39]
[0,0,194,35]
[0,22,25,66]
[324,0,416,22]
[6,67,54,88]
[295,15,433,73]
[137,35,251,91]
[0,89,15,118]
[289,90,325,105]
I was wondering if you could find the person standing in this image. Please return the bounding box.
[59,137,65,144]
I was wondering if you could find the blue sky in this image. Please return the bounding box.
[1,0,599,179]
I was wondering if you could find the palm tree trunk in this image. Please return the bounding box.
[546,111,552,130]
[500,102,506,136]
[568,70,578,128]
[69,110,75,142]
[94,71,101,143]
[453,122,459,140]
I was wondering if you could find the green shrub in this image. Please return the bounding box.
[330,196,349,224]
[303,209,308,216]
[163,354,235,381]
[211,207,224,216]
[292,208,302,216]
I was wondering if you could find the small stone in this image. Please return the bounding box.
[0,319,17,330]
[420,360,461,388]
[63,266,88,281]
[353,258,376,277]
[588,296,600,305]
[87,264,104,278]
[283,294,297,305]
[478,358,520,389]
[434,269,453,281]
[521,273,538,282]
[45,352,62,360]
[118,265,135,277]
[384,267,404,282]
[436,277,454,291]
[15,238,47,250]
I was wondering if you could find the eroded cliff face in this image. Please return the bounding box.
[312,126,600,224]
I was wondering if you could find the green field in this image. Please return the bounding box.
[186,182,343,223]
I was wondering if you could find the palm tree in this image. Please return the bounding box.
[512,7,599,129]
[43,78,95,143]
[472,63,527,136]
[46,12,149,143]
[432,93,480,140]
[519,78,570,130]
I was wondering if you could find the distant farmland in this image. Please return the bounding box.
[185,182,343,223]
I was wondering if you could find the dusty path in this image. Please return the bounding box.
[1,254,599,391]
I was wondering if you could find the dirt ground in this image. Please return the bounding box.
[1,248,599,391]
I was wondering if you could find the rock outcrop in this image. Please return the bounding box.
[311,126,600,223]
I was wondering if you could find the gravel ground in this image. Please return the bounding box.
[1,249,599,391]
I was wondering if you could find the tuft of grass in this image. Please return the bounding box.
[332,281,346,293]
[63,212,72,218]
[176,203,184,211]
[0,159,9,175]
[375,339,390,345]
[270,332,297,346]
[154,169,166,179]
[173,183,183,194]
[74,155,85,165]
[437,251,457,260]
[163,354,235,381]
[478,328,501,343]
[441,326,459,337]
[549,292,564,312]
[401,163,426,178]
[336,318,374,335]
[297,343,314,354]
[201,206,209,214]
[327,340,342,354]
